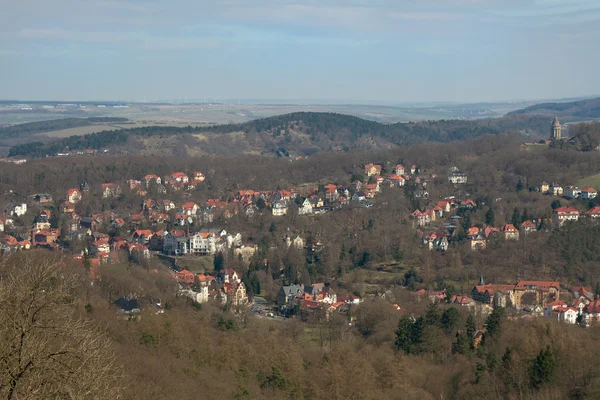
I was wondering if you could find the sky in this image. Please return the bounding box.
[1,0,599,103]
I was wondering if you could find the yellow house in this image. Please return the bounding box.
[364,163,382,177]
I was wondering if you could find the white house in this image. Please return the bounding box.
[448,171,467,184]
[298,198,313,215]
[272,200,288,216]
[6,203,27,217]
[559,307,578,324]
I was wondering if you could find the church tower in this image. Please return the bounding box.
[551,116,561,139]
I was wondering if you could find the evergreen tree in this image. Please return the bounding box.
[410,317,425,349]
[213,251,225,272]
[511,208,521,227]
[466,314,477,349]
[530,346,556,390]
[440,307,460,334]
[485,207,495,226]
[394,317,413,354]
[516,179,524,192]
[452,332,469,355]
[393,246,404,263]
[425,303,440,326]
[551,199,561,210]
[595,282,600,297]
[522,207,530,223]
[485,307,505,339]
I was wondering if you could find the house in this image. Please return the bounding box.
[219,268,240,284]
[411,210,430,227]
[520,220,538,235]
[233,245,257,261]
[558,307,578,324]
[337,293,362,305]
[572,285,594,304]
[537,181,550,194]
[175,269,195,285]
[583,299,600,326]
[581,187,598,200]
[169,172,189,183]
[180,202,198,216]
[33,193,53,203]
[469,233,487,250]
[503,224,520,240]
[472,284,515,307]
[67,188,82,203]
[222,282,248,306]
[162,232,190,255]
[162,200,176,212]
[410,164,417,174]
[364,163,382,177]
[272,200,288,216]
[102,183,121,198]
[132,229,153,245]
[128,244,150,260]
[388,174,406,187]
[564,186,581,199]
[585,206,600,219]
[142,174,162,186]
[394,164,405,176]
[298,198,313,215]
[193,172,205,182]
[513,280,560,309]
[461,199,477,209]
[450,295,475,307]
[0,218,3,232]
[6,203,27,217]
[61,201,75,214]
[448,168,467,184]
[549,183,563,196]
[553,207,579,227]
[285,235,305,249]
[423,232,448,251]
[277,284,304,312]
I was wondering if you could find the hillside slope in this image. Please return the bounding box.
[508,97,600,118]
[8,112,550,158]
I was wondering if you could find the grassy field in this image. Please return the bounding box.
[577,173,600,188]
[39,124,121,138]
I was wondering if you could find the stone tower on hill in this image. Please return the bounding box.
[551,116,562,139]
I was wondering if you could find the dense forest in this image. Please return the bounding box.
[508,97,600,118]
[7,112,551,158]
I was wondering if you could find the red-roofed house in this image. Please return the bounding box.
[394,164,405,175]
[193,172,205,182]
[176,269,195,285]
[503,224,519,240]
[170,172,189,183]
[553,207,579,227]
[585,206,600,219]
[67,188,82,204]
[364,163,381,177]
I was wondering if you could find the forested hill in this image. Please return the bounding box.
[8,112,550,158]
[508,97,600,118]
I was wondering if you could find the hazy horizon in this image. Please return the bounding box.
[2,1,600,103]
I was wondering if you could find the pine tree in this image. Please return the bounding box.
[466,314,477,349]
[516,179,524,192]
[440,307,460,334]
[511,208,521,227]
[452,332,469,355]
[485,307,505,339]
[394,317,413,354]
[213,251,225,272]
[530,346,556,389]
[425,303,440,326]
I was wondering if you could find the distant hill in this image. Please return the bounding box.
[508,98,600,119]
[8,112,551,158]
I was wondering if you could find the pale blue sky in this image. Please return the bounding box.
[1,0,599,103]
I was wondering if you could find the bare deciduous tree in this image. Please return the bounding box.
[0,252,122,399]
